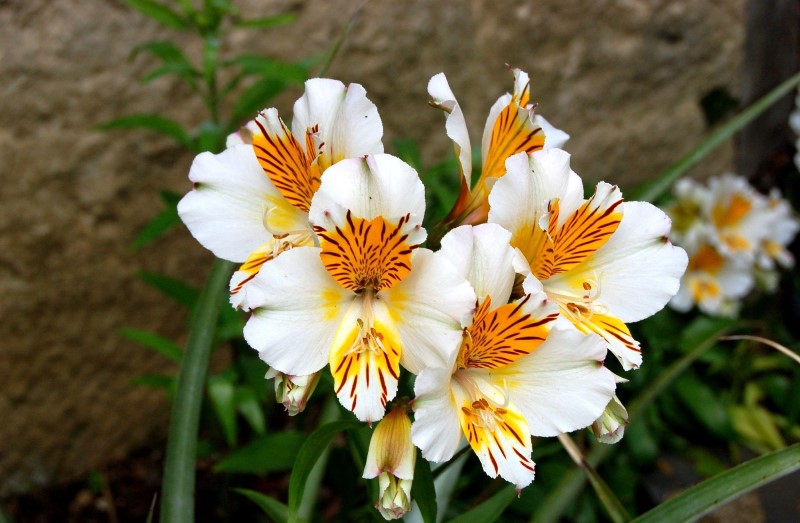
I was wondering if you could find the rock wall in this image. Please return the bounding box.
[0,0,745,493]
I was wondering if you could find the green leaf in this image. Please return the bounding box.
[121,0,190,29]
[96,114,192,148]
[142,63,200,87]
[411,452,437,523]
[629,70,800,203]
[674,373,732,439]
[227,55,308,83]
[160,259,233,522]
[214,432,306,474]
[393,138,423,171]
[131,374,176,391]
[131,191,182,251]
[196,121,225,155]
[449,484,517,523]
[235,385,266,435]
[230,77,287,126]
[632,443,800,522]
[234,13,297,28]
[288,420,360,522]
[233,489,288,523]
[207,375,237,446]
[137,271,200,310]
[120,328,183,363]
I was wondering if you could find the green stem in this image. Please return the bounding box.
[316,0,368,77]
[160,258,233,523]
[297,396,340,522]
[557,434,631,523]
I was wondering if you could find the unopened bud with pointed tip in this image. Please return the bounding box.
[266,368,321,416]
[363,404,416,520]
[592,395,628,444]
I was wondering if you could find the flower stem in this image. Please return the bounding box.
[160,258,233,523]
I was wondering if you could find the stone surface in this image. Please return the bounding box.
[0,0,745,493]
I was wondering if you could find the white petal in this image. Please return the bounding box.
[178,145,283,262]
[309,154,426,243]
[291,78,383,166]
[382,249,476,374]
[549,201,689,323]
[243,247,350,375]
[437,223,519,303]
[488,149,583,239]
[492,328,617,437]
[536,114,570,149]
[411,366,463,462]
[428,72,472,186]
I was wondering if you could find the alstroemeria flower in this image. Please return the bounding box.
[669,232,753,317]
[704,175,773,262]
[428,68,569,227]
[592,395,629,444]
[757,189,798,272]
[412,224,617,490]
[363,404,416,520]
[178,78,383,310]
[488,149,687,370]
[244,154,475,422]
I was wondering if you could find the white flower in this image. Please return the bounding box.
[669,235,753,317]
[243,154,475,423]
[756,189,798,271]
[703,175,773,262]
[363,404,416,520]
[488,149,687,370]
[411,224,617,490]
[178,78,384,310]
[428,68,568,227]
[265,368,321,416]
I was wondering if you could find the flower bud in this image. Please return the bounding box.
[266,368,320,416]
[592,395,629,444]
[363,405,416,520]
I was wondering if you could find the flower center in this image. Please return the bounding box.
[548,276,607,326]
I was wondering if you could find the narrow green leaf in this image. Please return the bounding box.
[196,121,225,155]
[131,374,176,391]
[137,271,199,310]
[411,452,437,523]
[120,328,182,362]
[629,70,800,203]
[142,63,200,86]
[132,41,182,61]
[236,385,267,435]
[160,259,233,523]
[131,202,181,251]
[233,489,288,523]
[207,375,237,446]
[230,77,287,126]
[96,114,192,148]
[674,374,732,439]
[227,55,308,83]
[214,432,306,474]
[633,443,800,522]
[234,13,297,28]
[288,420,360,522]
[121,0,189,29]
[449,484,517,523]
[393,138,423,171]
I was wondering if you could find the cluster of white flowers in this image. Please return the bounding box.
[665,174,798,317]
[178,69,687,518]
